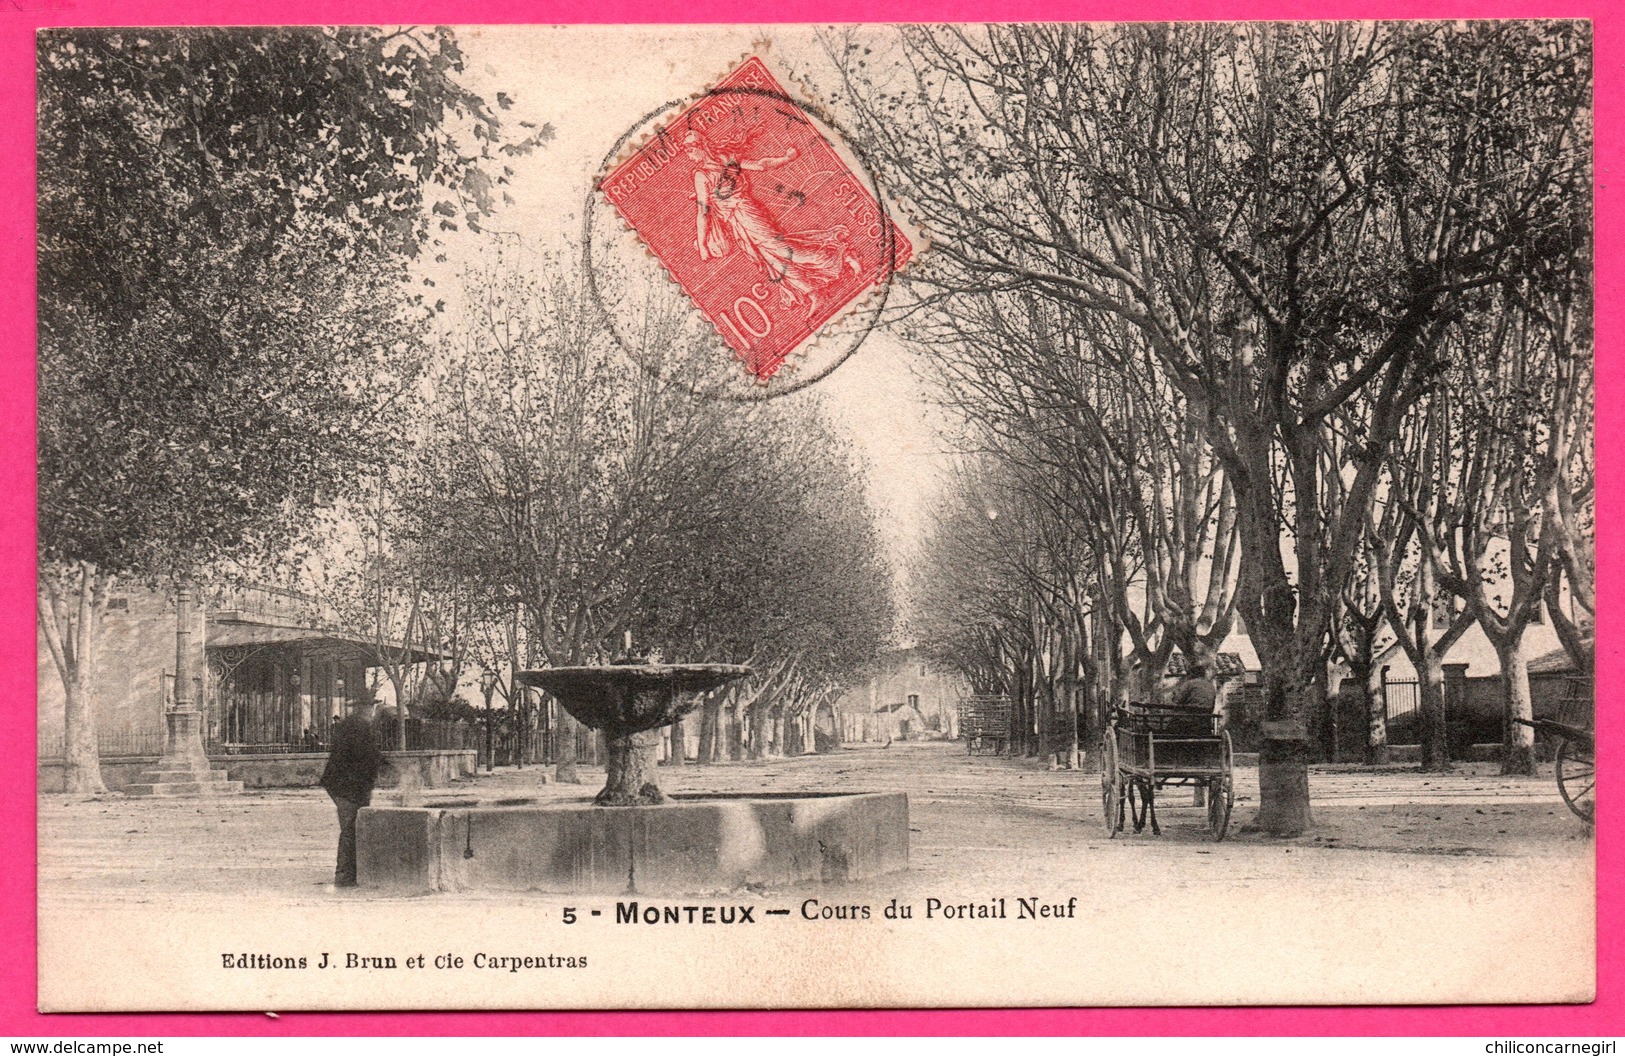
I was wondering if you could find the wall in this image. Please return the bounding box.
[38,586,201,752]
[38,749,478,793]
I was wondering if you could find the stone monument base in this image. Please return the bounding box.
[124,709,243,797]
[122,765,244,797]
[357,791,908,894]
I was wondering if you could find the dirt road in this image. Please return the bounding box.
[36,741,1594,1010]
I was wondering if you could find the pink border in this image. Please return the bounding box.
[2,0,1613,1037]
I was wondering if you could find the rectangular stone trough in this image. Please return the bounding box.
[357,792,908,895]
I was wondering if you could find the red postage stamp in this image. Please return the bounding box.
[601,57,914,381]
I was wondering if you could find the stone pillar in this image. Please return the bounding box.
[161,586,211,773]
[125,585,242,797]
[1443,663,1469,760]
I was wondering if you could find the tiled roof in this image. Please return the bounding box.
[1165,652,1249,677]
[206,622,447,665]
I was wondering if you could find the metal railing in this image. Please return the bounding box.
[373,719,482,754]
[1381,678,1423,746]
[38,725,166,760]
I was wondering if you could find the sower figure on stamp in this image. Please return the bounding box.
[683,127,859,317]
[320,705,385,887]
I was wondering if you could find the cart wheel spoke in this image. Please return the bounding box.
[1557,738,1596,824]
[1100,728,1123,837]
[1207,730,1235,841]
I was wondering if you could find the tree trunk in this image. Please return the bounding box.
[726,701,744,760]
[553,710,582,783]
[696,697,719,764]
[1496,643,1537,776]
[665,716,686,766]
[1253,665,1314,834]
[1233,408,1321,837]
[1254,725,1313,834]
[1419,654,1452,773]
[597,729,663,806]
[1365,672,1390,765]
[39,563,111,795]
[747,708,765,759]
[1248,587,1315,836]
[62,671,107,794]
[1312,665,1335,763]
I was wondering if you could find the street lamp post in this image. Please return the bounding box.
[480,668,498,773]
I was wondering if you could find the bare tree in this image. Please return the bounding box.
[829,21,1589,832]
[1411,309,1573,774]
[420,246,893,776]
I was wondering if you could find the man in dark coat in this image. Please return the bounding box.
[320,707,386,887]
[1172,655,1219,713]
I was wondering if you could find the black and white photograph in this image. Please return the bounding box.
[34,21,1595,1011]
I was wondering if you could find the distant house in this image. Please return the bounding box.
[834,648,966,743]
[874,699,929,741]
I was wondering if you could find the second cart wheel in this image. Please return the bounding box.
[1206,776,1234,840]
[1557,738,1595,824]
[1100,728,1123,837]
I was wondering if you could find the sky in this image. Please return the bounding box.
[442,25,958,610]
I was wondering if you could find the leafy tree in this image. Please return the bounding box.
[37,27,529,791]
[422,246,893,773]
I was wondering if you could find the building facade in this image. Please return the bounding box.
[38,583,444,780]
[834,648,967,744]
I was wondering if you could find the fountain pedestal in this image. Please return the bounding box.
[601,729,664,805]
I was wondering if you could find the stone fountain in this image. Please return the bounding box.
[517,659,751,806]
[355,655,908,895]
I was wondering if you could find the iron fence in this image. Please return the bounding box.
[373,719,482,754]
[1381,678,1423,746]
[38,724,166,760]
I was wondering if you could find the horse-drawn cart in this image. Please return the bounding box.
[1100,701,1234,840]
[960,694,1012,755]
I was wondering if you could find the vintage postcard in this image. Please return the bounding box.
[35,22,1595,1012]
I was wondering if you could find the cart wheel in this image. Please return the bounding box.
[1207,730,1235,841]
[1556,737,1594,824]
[1100,728,1123,837]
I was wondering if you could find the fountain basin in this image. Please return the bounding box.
[516,663,751,735]
[517,662,753,806]
[356,791,908,895]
